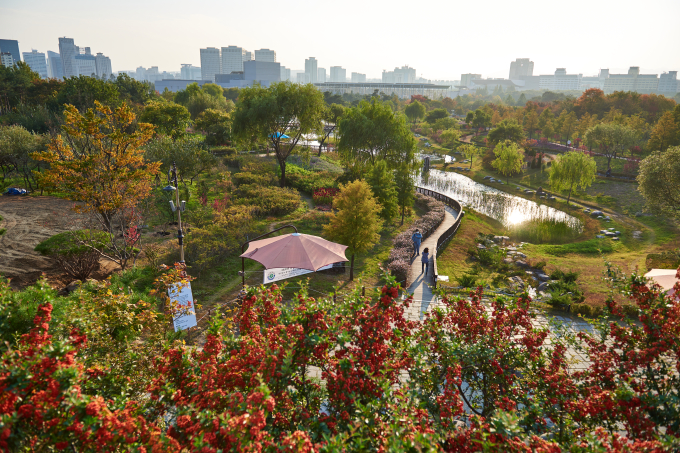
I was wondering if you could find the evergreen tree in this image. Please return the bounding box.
[366,160,399,222]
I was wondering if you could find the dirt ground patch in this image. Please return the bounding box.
[0,196,97,289]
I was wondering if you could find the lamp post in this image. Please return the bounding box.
[163,162,186,263]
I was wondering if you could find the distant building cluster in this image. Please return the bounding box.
[458,58,679,95]
[1,37,678,98]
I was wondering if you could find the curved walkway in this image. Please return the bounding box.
[405,206,458,320]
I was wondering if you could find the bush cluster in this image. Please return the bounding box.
[232,171,275,187]
[234,184,302,217]
[387,193,446,284]
[285,164,337,194]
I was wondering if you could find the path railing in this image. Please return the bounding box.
[416,187,466,289]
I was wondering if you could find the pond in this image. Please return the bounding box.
[418,169,583,232]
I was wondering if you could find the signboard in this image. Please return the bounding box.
[168,282,197,332]
[264,264,334,284]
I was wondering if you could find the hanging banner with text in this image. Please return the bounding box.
[264,264,334,284]
[168,282,197,332]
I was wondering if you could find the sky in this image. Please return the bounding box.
[2,0,679,81]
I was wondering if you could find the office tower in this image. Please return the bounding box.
[58,37,77,78]
[351,72,366,83]
[244,51,252,62]
[509,58,534,79]
[318,68,326,83]
[460,73,481,87]
[280,65,291,81]
[200,47,221,81]
[47,51,64,79]
[244,60,280,83]
[305,57,318,83]
[95,53,112,79]
[75,53,96,77]
[0,39,21,65]
[255,48,276,62]
[382,65,416,83]
[330,66,346,82]
[0,53,14,67]
[135,66,147,81]
[181,63,202,80]
[22,50,48,78]
[221,46,244,74]
[659,71,678,94]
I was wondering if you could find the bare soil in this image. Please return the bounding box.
[0,196,117,289]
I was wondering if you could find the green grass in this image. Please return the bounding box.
[533,239,615,257]
[506,218,580,245]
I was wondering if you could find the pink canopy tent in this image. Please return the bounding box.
[644,269,679,299]
[240,232,348,273]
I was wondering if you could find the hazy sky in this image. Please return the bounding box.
[3,0,679,80]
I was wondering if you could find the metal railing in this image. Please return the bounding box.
[416,187,465,289]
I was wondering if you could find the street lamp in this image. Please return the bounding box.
[163,162,186,263]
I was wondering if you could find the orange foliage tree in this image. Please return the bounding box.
[34,101,160,232]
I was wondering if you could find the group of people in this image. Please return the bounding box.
[411,229,430,275]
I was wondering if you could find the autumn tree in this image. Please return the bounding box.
[139,100,191,139]
[542,119,555,141]
[470,108,492,135]
[460,144,482,169]
[404,100,426,124]
[584,123,638,170]
[548,151,597,204]
[647,111,678,153]
[492,140,525,184]
[637,146,680,221]
[323,180,382,280]
[574,88,607,117]
[34,102,159,231]
[231,81,325,187]
[560,111,578,145]
[439,128,461,148]
[537,107,554,132]
[524,109,539,139]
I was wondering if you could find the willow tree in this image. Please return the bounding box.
[231,81,325,187]
[637,146,680,221]
[548,151,597,204]
[337,98,417,176]
[492,140,525,185]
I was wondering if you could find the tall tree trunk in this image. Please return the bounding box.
[349,253,355,281]
[568,182,573,205]
[400,206,405,226]
[279,160,286,187]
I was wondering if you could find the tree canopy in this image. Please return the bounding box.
[548,151,597,203]
[487,119,524,147]
[637,145,680,221]
[492,140,525,184]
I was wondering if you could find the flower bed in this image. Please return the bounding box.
[312,187,339,206]
[387,193,446,284]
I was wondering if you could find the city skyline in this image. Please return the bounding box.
[2,0,678,81]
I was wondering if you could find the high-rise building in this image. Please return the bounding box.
[280,65,291,81]
[244,51,252,62]
[658,71,678,94]
[460,73,481,87]
[0,39,21,65]
[538,68,582,91]
[95,53,112,79]
[47,51,64,79]
[200,47,221,81]
[244,60,280,83]
[297,73,310,84]
[351,72,366,83]
[75,53,96,77]
[181,64,202,80]
[58,37,77,78]
[0,53,14,67]
[22,50,48,78]
[382,65,416,83]
[509,58,534,79]
[330,66,346,83]
[305,57,318,84]
[317,68,326,83]
[255,48,276,62]
[604,67,659,94]
[135,66,147,82]
[221,46,245,74]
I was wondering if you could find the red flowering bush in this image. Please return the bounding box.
[1,264,679,451]
[312,187,339,206]
[623,158,640,174]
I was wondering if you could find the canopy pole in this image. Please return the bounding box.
[240,224,299,288]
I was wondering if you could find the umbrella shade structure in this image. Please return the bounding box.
[240,233,347,271]
[271,132,290,139]
[644,269,679,298]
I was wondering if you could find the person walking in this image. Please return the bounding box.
[411,229,423,256]
[421,247,430,275]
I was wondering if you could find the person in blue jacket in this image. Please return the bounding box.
[411,229,423,255]
[421,247,430,274]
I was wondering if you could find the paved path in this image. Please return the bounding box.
[405,206,458,320]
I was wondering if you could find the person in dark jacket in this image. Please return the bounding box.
[412,229,423,255]
[421,247,430,274]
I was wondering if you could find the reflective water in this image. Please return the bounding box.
[418,169,583,231]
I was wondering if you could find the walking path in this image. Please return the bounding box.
[405,206,458,320]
